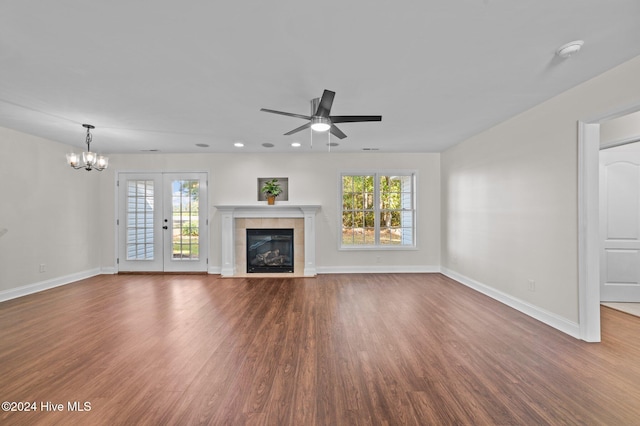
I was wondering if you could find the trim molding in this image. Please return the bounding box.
[317,265,440,274]
[0,268,102,303]
[441,267,580,339]
[577,121,602,342]
[600,134,640,150]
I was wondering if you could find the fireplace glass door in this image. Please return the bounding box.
[246,229,294,273]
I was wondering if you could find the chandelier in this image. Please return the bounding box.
[66,124,109,171]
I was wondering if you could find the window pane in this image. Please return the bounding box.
[363,227,375,245]
[342,212,353,227]
[364,211,375,227]
[354,193,364,209]
[354,212,364,227]
[364,175,374,189]
[126,180,154,260]
[353,176,364,190]
[342,176,353,192]
[364,192,374,209]
[342,193,354,210]
[171,179,200,260]
[390,210,401,226]
[342,228,355,245]
[380,227,401,245]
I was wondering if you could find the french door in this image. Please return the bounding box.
[118,172,208,272]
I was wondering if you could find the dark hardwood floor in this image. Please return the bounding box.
[1,273,639,425]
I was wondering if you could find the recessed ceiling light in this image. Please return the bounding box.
[262,143,275,148]
[195,143,209,148]
[556,40,584,58]
[362,147,380,151]
[291,142,301,148]
[234,142,244,148]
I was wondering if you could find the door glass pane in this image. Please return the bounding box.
[126,180,154,260]
[172,180,200,260]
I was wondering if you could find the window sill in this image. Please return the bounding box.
[339,245,418,251]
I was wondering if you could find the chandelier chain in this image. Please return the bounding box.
[86,127,92,148]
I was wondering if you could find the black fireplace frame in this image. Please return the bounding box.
[246,228,294,273]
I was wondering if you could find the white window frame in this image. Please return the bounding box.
[339,170,417,250]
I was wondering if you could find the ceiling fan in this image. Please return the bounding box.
[260,89,381,139]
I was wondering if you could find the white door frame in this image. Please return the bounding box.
[578,102,640,342]
[115,171,209,273]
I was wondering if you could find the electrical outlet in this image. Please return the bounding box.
[528,279,536,292]
[39,263,46,273]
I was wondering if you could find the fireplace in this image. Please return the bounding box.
[246,228,294,273]
[215,205,320,277]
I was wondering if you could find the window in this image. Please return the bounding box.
[341,172,416,248]
[126,179,155,260]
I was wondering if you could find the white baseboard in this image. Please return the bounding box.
[208,266,222,275]
[0,268,102,303]
[441,267,580,339]
[317,265,441,274]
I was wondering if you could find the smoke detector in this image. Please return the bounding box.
[556,40,584,58]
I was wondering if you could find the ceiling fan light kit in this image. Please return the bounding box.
[310,117,331,132]
[261,89,382,141]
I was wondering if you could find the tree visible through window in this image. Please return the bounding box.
[341,172,416,247]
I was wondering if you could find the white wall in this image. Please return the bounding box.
[441,55,640,325]
[0,127,102,298]
[98,152,441,273]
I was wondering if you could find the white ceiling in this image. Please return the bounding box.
[1,1,639,154]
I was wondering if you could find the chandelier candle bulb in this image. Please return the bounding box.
[97,155,108,169]
[83,151,96,165]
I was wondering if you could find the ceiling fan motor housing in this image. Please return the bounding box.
[311,97,321,115]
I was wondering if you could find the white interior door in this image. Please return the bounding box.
[118,172,208,272]
[600,150,640,301]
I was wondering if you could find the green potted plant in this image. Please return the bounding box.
[261,178,282,205]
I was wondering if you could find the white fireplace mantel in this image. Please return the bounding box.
[215,205,321,277]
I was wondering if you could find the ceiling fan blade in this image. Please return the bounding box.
[315,90,335,117]
[330,124,347,139]
[260,108,311,120]
[284,122,312,136]
[330,115,382,123]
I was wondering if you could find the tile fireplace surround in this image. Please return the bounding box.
[215,205,321,277]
